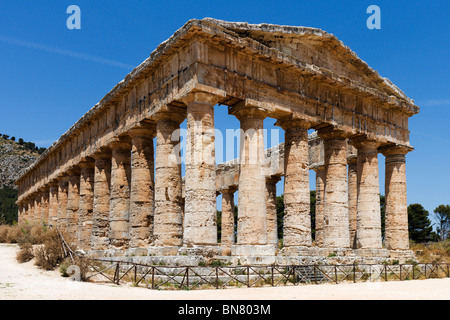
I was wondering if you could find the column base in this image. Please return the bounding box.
[230,244,277,265]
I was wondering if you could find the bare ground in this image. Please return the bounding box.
[0,244,449,300]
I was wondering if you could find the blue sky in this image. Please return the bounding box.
[0,1,449,224]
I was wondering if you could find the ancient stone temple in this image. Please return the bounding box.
[15,19,419,264]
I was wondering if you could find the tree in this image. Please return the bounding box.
[0,186,18,225]
[433,205,450,241]
[18,138,24,145]
[408,204,435,242]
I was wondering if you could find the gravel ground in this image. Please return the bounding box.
[1,243,449,300]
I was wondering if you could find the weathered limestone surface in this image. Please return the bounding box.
[14,19,419,263]
[109,138,132,249]
[353,139,382,249]
[129,124,156,248]
[318,128,350,249]
[382,146,411,251]
[279,119,311,247]
[78,159,95,250]
[153,111,185,249]
[266,176,280,247]
[220,187,236,254]
[182,92,220,246]
[232,106,268,246]
[91,149,112,250]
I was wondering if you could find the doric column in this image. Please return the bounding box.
[381,146,411,251]
[40,187,50,224]
[220,187,237,255]
[278,119,311,247]
[153,111,185,249]
[352,138,382,249]
[28,197,35,223]
[108,137,132,249]
[182,92,220,246]
[91,148,112,250]
[347,156,358,248]
[318,127,350,249]
[78,158,95,250]
[313,165,326,247]
[66,168,81,237]
[128,123,156,248]
[266,176,281,247]
[17,202,24,223]
[33,193,41,223]
[233,107,268,246]
[57,175,69,230]
[48,181,59,227]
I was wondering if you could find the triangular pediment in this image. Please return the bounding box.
[198,18,416,111]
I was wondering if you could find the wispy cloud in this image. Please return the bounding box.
[0,35,134,70]
[420,99,450,107]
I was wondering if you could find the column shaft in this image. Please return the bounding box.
[48,183,59,227]
[182,92,219,246]
[318,128,350,248]
[221,187,236,255]
[281,120,311,247]
[354,140,382,249]
[91,150,112,250]
[314,166,326,247]
[235,107,267,245]
[348,158,358,248]
[382,146,410,250]
[266,176,280,247]
[129,125,156,248]
[57,177,69,230]
[66,170,81,237]
[109,139,132,249]
[78,160,95,250]
[153,113,184,248]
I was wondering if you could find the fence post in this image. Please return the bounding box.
[247,266,250,288]
[186,267,189,290]
[151,266,155,289]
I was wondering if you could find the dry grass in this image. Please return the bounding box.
[411,240,450,263]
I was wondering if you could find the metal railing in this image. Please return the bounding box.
[58,230,450,290]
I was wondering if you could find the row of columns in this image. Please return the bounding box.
[17,91,411,254]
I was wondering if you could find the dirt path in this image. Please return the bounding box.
[0,244,449,300]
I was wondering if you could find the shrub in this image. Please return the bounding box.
[33,229,65,270]
[16,243,34,263]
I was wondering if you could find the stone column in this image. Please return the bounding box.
[313,165,326,247]
[220,187,237,255]
[182,92,220,247]
[91,148,112,250]
[232,106,273,257]
[57,175,69,230]
[153,111,185,252]
[28,198,35,223]
[17,202,24,223]
[40,188,50,224]
[66,168,81,237]
[279,119,311,248]
[48,182,59,227]
[109,137,132,249]
[78,158,95,250]
[34,193,41,223]
[318,127,350,249]
[347,156,358,248]
[352,139,382,250]
[128,123,156,248]
[266,176,280,248]
[382,146,411,251]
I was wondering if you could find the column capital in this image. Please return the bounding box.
[230,105,268,121]
[181,91,221,107]
[108,136,132,150]
[380,144,413,157]
[152,106,186,124]
[317,126,351,140]
[275,117,311,130]
[265,175,282,185]
[92,147,112,160]
[349,135,381,152]
[128,122,156,138]
[78,157,95,169]
[220,186,238,195]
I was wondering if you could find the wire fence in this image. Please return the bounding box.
[58,229,450,290]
